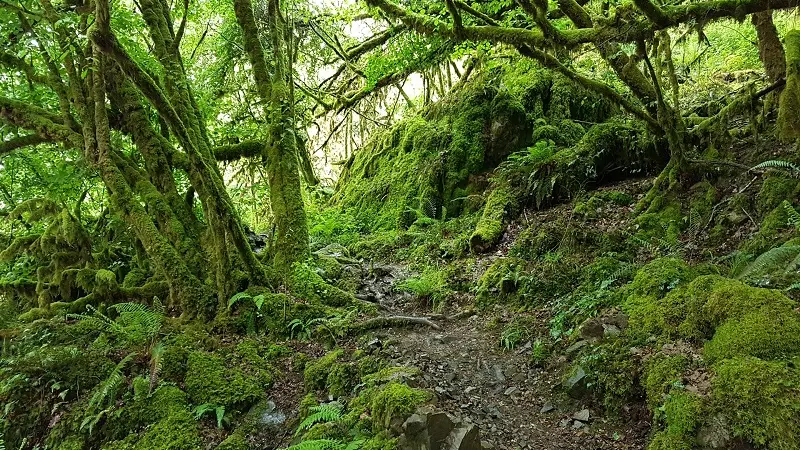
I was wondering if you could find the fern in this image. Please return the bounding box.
[87,353,134,411]
[738,245,800,280]
[81,353,135,433]
[285,440,345,450]
[751,160,800,176]
[295,402,344,436]
[783,201,800,230]
[149,341,165,392]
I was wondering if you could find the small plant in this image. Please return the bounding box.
[228,291,268,334]
[530,339,550,367]
[194,403,226,428]
[395,268,451,311]
[500,320,530,351]
[288,318,314,341]
[294,402,343,436]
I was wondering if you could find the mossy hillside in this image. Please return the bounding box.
[498,118,661,210]
[334,62,619,232]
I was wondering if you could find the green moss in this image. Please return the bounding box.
[184,351,263,409]
[647,392,703,450]
[303,349,359,396]
[475,257,525,306]
[643,354,689,411]
[470,184,515,253]
[624,257,694,300]
[704,310,800,362]
[509,224,560,260]
[741,205,793,255]
[634,197,683,245]
[288,262,355,307]
[370,382,432,431]
[626,274,800,356]
[53,435,84,450]
[757,176,800,217]
[215,432,248,450]
[778,30,800,142]
[574,339,639,413]
[711,357,800,449]
[531,119,585,147]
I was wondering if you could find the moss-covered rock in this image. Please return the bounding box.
[710,357,800,449]
[370,382,432,431]
[475,257,525,306]
[643,354,690,411]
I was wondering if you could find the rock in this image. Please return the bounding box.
[578,318,604,340]
[565,340,588,354]
[464,386,477,394]
[480,441,495,450]
[572,420,585,430]
[697,414,732,449]
[504,386,518,396]
[428,412,456,450]
[572,409,590,422]
[540,402,555,413]
[500,278,517,294]
[563,366,587,398]
[491,365,506,383]
[444,372,456,382]
[390,415,407,436]
[434,334,458,344]
[445,424,482,450]
[403,413,427,436]
[603,324,622,338]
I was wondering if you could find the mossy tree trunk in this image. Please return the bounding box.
[232,0,310,276]
[752,11,786,83]
[0,0,278,317]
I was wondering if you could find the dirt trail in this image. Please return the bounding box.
[360,264,649,450]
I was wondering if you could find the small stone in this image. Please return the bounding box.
[491,365,506,383]
[603,324,622,338]
[572,420,585,430]
[481,440,495,450]
[465,386,477,394]
[403,413,426,435]
[578,318,604,339]
[504,386,518,396]
[573,409,590,422]
[563,366,587,398]
[559,418,571,428]
[540,402,555,413]
[445,372,457,382]
[565,340,588,354]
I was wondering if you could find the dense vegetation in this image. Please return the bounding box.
[2,0,800,448]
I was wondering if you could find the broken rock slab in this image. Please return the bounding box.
[398,406,487,450]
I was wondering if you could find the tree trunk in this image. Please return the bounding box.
[752,11,786,83]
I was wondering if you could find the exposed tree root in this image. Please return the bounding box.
[351,315,442,332]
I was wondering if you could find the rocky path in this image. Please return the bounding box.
[360,264,649,450]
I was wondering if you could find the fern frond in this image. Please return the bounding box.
[87,353,134,412]
[751,160,800,175]
[782,201,800,230]
[149,341,165,391]
[285,440,345,450]
[738,245,800,280]
[295,402,343,436]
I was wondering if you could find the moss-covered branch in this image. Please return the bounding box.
[0,134,49,155]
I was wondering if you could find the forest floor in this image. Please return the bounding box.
[377,314,649,449]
